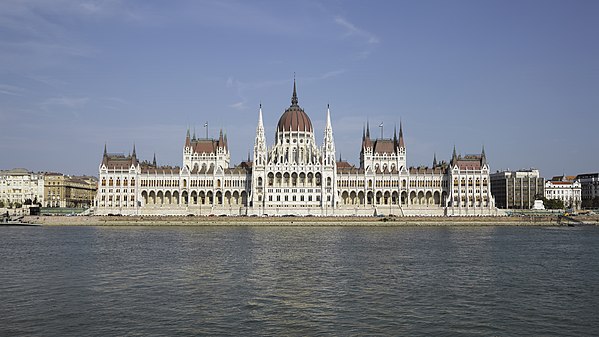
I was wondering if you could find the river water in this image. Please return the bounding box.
[1,225,598,336]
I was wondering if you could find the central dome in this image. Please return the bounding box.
[276,81,313,132]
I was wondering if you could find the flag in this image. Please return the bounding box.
[204,122,208,127]
[379,122,383,127]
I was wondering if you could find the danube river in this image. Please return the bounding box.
[1,225,598,336]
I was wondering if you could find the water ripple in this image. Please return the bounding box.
[1,225,599,336]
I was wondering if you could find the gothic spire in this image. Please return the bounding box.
[258,103,263,127]
[433,153,437,168]
[185,128,191,147]
[103,143,107,157]
[452,145,457,164]
[481,144,487,165]
[153,153,157,166]
[132,143,136,157]
[291,77,298,106]
[398,120,405,148]
[366,121,370,138]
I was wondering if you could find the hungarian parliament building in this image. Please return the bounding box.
[97,81,496,216]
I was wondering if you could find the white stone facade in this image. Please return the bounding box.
[0,168,45,206]
[545,180,582,210]
[96,82,497,216]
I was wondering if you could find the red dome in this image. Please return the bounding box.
[277,106,312,132]
[276,79,312,132]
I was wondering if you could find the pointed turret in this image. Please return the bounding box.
[451,145,457,165]
[366,121,370,138]
[433,153,437,168]
[102,143,108,166]
[258,103,264,129]
[152,153,157,166]
[398,120,405,148]
[185,128,191,147]
[254,103,267,166]
[218,129,224,148]
[224,132,228,150]
[481,145,487,166]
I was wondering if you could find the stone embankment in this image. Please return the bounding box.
[22,215,599,226]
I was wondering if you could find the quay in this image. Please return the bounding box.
[21,215,599,227]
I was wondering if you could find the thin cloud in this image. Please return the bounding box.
[334,16,380,44]
[42,96,89,109]
[0,84,24,96]
[229,102,246,110]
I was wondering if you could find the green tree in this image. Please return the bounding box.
[538,197,564,209]
[0,200,4,208]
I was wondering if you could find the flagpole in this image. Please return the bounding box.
[379,123,383,139]
[205,122,208,139]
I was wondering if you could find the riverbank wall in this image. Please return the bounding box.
[22,215,599,226]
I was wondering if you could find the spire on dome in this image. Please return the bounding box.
[291,77,298,106]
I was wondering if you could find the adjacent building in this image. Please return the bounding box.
[97,81,496,216]
[576,173,599,208]
[0,168,45,207]
[545,176,582,210]
[44,173,98,208]
[490,169,544,209]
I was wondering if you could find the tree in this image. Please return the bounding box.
[538,197,564,210]
[24,198,32,205]
[592,197,599,209]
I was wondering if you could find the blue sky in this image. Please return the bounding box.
[1,0,597,178]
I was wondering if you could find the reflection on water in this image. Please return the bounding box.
[1,225,598,336]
